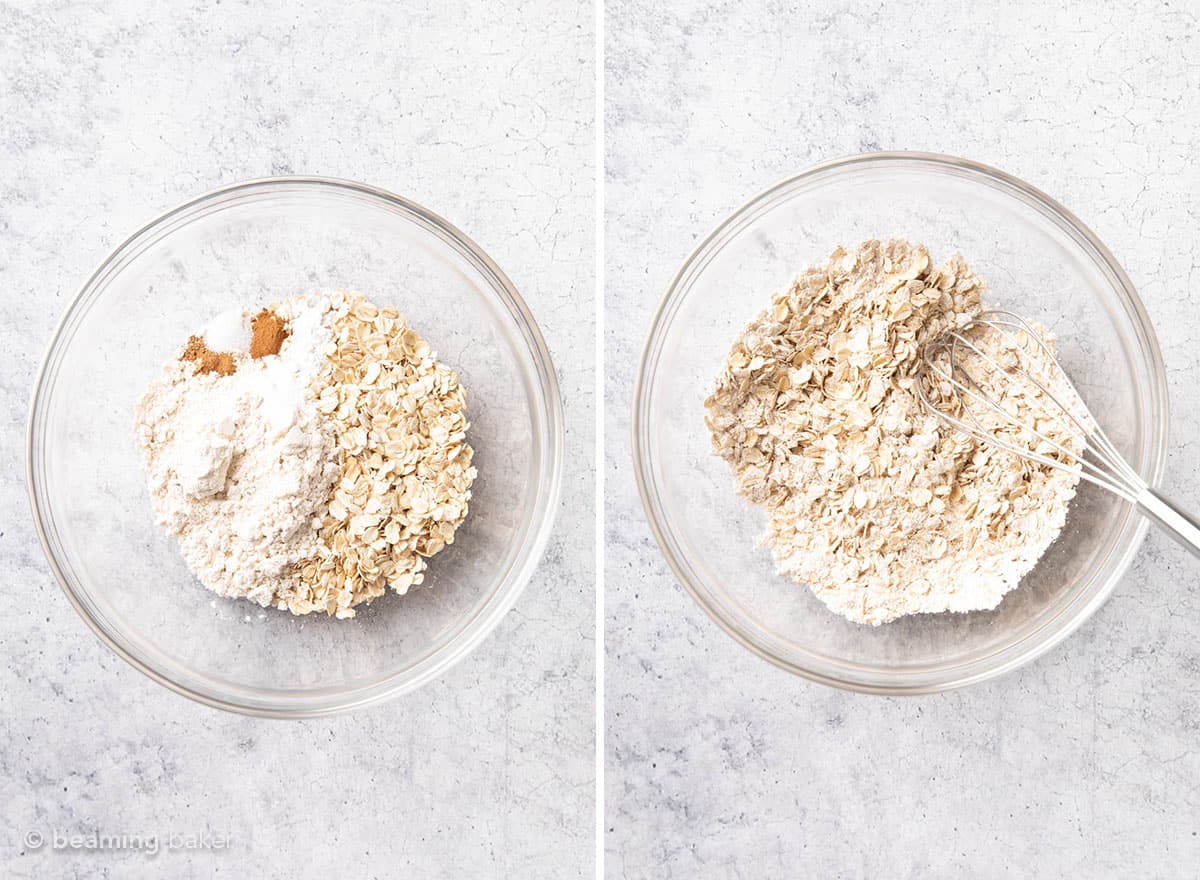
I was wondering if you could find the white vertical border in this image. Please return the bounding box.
[594,0,605,874]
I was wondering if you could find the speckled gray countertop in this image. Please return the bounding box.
[606,1,1200,877]
[0,2,593,878]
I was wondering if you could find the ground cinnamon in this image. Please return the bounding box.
[250,309,289,358]
[180,336,237,376]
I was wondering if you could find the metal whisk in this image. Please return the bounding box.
[916,310,1200,557]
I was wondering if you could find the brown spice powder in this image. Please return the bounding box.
[250,309,289,358]
[180,335,237,376]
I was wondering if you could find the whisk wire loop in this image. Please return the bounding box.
[916,310,1145,504]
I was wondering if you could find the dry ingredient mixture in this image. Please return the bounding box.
[704,239,1081,625]
[135,291,475,618]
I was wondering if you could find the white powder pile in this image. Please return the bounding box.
[135,295,341,608]
[705,240,1082,625]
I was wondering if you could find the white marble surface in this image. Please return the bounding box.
[0,2,593,878]
[606,1,1200,877]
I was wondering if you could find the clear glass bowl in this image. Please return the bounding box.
[28,177,562,716]
[634,152,1167,693]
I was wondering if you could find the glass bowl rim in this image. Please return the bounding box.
[632,150,1168,695]
[26,175,564,717]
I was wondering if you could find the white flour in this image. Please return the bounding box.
[134,295,340,608]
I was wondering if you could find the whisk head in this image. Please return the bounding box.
[916,310,1144,502]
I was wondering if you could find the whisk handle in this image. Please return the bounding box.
[1135,488,1200,559]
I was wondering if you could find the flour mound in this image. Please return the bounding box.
[134,295,339,608]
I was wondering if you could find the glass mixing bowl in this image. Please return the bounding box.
[634,152,1168,694]
[28,177,562,716]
